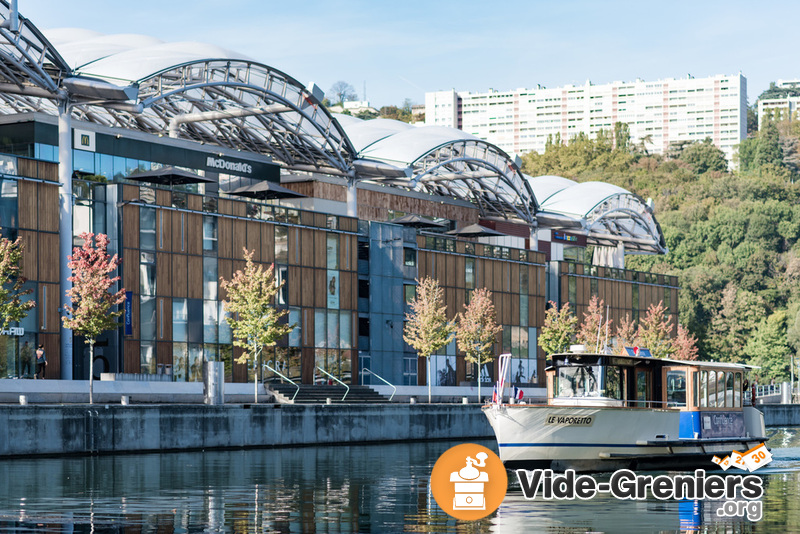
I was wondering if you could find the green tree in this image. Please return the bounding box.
[679,138,728,174]
[736,136,758,172]
[456,288,503,403]
[613,122,631,152]
[744,310,790,381]
[538,301,578,355]
[403,277,456,403]
[0,233,35,331]
[62,233,125,404]
[753,121,784,170]
[220,248,293,403]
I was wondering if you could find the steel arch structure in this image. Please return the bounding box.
[376,139,538,224]
[76,59,358,176]
[0,2,68,99]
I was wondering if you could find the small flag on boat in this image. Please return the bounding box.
[492,385,498,403]
[515,387,524,401]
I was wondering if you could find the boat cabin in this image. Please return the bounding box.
[545,351,750,412]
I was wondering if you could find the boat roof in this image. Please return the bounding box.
[546,352,758,371]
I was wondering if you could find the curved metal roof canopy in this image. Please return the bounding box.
[528,175,667,254]
[0,11,359,177]
[336,117,539,223]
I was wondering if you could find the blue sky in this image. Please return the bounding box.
[20,0,800,108]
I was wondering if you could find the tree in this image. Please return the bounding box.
[674,324,700,361]
[62,232,125,404]
[456,288,503,403]
[328,81,358,106]
[753,121,784,170]
[637,302,676,359]
[679,138,728,174]
[0,233,35,331]
[538,301,578,356]
[613,122,631,152]
[220,248,293,404]
[745,310,790,381]
[576,295,611,351]
[614,313,637,355]
[403,277,455,403]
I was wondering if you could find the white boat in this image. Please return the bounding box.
[482,348,767,472]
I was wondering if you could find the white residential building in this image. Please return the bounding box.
[426,74,747,164]
[757,79,800,126]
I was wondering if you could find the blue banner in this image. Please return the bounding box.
[124,291,133,336]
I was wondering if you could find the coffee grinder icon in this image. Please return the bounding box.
[450,452,489,510]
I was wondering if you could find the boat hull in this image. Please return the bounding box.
[482,404,766,472]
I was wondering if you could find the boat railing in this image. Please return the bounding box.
[317,367,349,401]
[359,368,397,401]
[546,396,685,409]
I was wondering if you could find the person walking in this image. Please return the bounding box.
[20,341,33,378]
[35,344,46,379]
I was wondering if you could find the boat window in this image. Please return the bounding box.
[635,370,649,407]
[726,372,735,408]
[666,370,687,407]
[699,371,708,407]
[556,366,600,397]
[708,371,717,408]
[603,366,622,400]
[734,372,742,408]
[716,371,726,407]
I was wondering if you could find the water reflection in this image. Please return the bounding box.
[0,429,796,533]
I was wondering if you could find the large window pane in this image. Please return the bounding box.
[204,300,218,343]
[140,207,156,250]
[0,179,18,230]
[275,226,288,263]
[339,312,351,350]
[140,252,156,296]
[276,266,288,306]
[219,302,231,345]
[465,258,475,289]
[187,298,203,344]
[173,342,187,381]
[203,257,218,300]
[188,344,204,382]
[140,296,156,341]
[173,299,188,342]
[203,215,217,253]
[289,307,301,347]
[327,234,339,270]
[327,310,339,348]
[140,341,155,374]
[315,309,326,348]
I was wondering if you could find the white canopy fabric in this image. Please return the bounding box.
[528,175,666,254]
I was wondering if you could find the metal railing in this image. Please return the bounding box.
[360,368,397,401]
[264,363,300,403]
[744,384,782,403]
[317,367,349,401]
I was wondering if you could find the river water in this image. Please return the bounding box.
[0,428,798,533]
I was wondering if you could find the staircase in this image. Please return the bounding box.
[267,383,391,404]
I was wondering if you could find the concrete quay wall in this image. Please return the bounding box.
[761,404,800,427]
[0,404,494,458]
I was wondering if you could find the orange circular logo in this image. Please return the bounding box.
[430,443,507,520]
